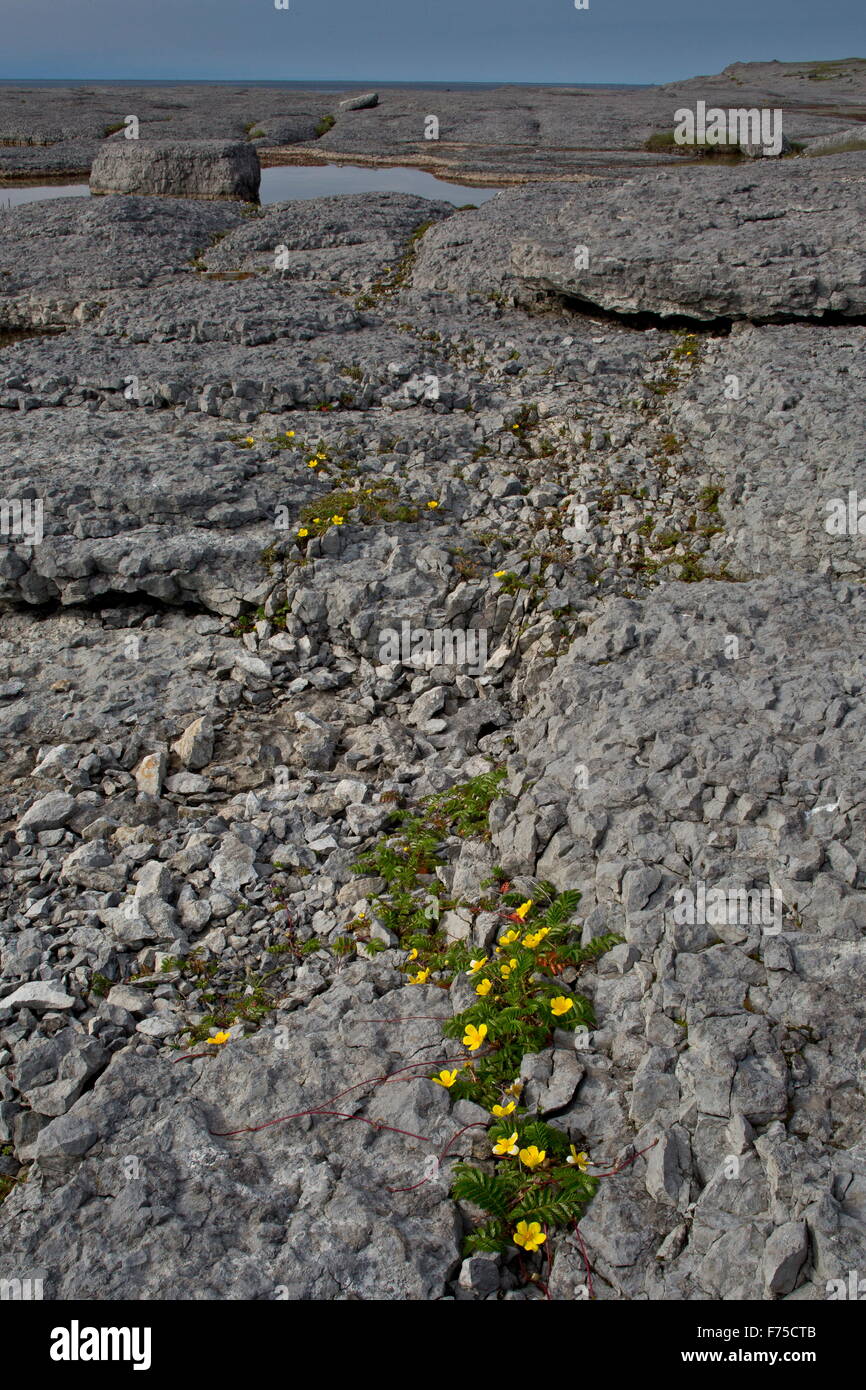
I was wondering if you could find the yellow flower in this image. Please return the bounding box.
[285,430,295,437]
[308,459,318,467]
[406,947,419,962]
[427,500,439,509]
[245,436,255,445]
[206,1030,231,1046]
[316,452,326,460]
[550,996,574,1017]
[491,1101,516,1118]
[297,528,309,538]
[514,900,533,921]
[462,1023,488,1051]
[475,978,493,997]
[494,570,507,578]
[409,969,430,985]
[468,957,487,975]
[492,1130,519,1157]
[505,1079,524,1099]
[499,928,520,947]
[512,424,520,431]
[433,1069,458,1088]
[514,1220,546,1253]
[519,1145,546,1170]
[500,957,518,979]
[331,515,345,525]
[312,517,320,524]
[523,927,550,949]
[567,1146,590,1170]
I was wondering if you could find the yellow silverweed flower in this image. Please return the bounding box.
[406,947,419,962]
[514,1220,546,1253]
[308,458,318,467]
[332,515,345,525]
[491,1101,516,1118]
[285,430,295,437]
[519,1145,546,1170]
[468,957,487,975]
[475,978,493,997]
[494,570,507,578]
[245,436,255,445]
[462,1023,488,1051]
[427,500,439,509]
[505,1079,524,1099]
[317,452,326,459]
[492,1131,519,1157]
[312,517,320,524]
[297,528,309,538]
[500,928,520,946]
[433,1069,458,1088]
[206,1030,231,1046]
[514,900,533,921]
[409,969,430,985]
[567,1146,590,1170]
[550,996,574,1017]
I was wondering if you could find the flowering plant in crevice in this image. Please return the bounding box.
[437,887,621,1257]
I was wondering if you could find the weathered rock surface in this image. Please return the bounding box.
[0,972,464,1297]
[2,60,865,183]
[413,160,866,321]
[89,140,261,201]
[1,84,865,1301]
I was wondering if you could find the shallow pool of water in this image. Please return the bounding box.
[0,183,90,207]
[260,162,497,205]
[0,163,499,209]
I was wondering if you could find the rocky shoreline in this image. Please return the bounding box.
[0,61,865,1302]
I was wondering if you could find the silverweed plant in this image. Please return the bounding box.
[201,769,626,1291]
[435,888,620,1256]
[352,767,506,945]
[437,888,618,1106]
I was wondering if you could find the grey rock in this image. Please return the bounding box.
[90,140,260,201]
[171,715,215,770]
[762,1221,808,1297]
[18,791,77,831]
[2,983,76,1013]
[338,92,379,111]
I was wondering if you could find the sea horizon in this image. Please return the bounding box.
[0,77,652,90]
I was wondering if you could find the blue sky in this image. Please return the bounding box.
[0,0,862,83]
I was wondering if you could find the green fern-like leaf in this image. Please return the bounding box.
[451,1165,513,1220]
[541,889,582,926]
[511,1193,582,1227]
[464,1220,508,1254]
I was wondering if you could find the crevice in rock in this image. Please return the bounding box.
[0,325,69,348]
[1,589,225,622]
[555,292,866,332]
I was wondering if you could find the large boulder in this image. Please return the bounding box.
[338,92,379,111]
[90,140,260,201]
